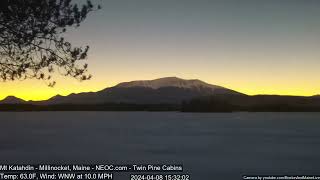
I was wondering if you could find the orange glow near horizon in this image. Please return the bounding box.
[0,72,319,101]
[1,1,320,101]
[1,49,320,101]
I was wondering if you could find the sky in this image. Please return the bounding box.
[1,0,320,101]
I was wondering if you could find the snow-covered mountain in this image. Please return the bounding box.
[0,77,243,105]
[116,77,222,90]
[1,78,320,112]
[39,77,241,104]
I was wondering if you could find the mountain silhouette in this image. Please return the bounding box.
[117,77,223,90]
[1,77,320,112]
[31,77,243,105]
[0,96,26,104]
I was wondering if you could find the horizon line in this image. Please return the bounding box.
[0,76,319,101]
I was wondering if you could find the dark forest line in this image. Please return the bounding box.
[1,94,320,112]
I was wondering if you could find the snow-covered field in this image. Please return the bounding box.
[0,112,320,179]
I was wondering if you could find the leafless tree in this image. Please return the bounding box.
[0,0,100,86]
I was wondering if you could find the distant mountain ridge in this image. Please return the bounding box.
[116,77,222,90]
[0,96,26,104]
[1,77,319,111]
[43,77,242,104]
[0,77,242,105]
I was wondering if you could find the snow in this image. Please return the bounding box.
[115,77,222,90]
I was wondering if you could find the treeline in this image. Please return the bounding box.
[182,95,320,112]
[181,96,235,112]
[0,103,179,112]
[1,95,320,112]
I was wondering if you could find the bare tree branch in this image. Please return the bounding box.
[0,0,100,86]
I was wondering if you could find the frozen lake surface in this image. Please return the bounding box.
[0,112,320,179]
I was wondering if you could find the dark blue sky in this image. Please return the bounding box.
[1,0,320,100]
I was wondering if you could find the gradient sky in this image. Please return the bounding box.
[1,0,320,101]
